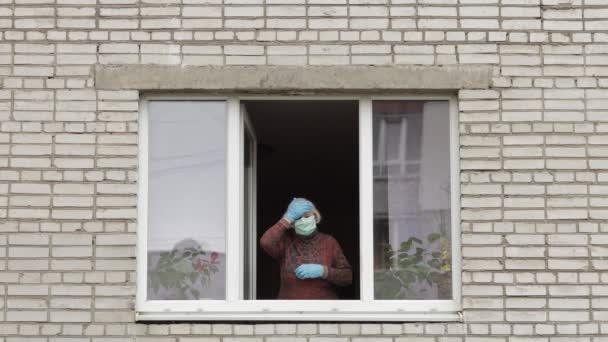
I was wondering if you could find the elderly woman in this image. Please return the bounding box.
[260,198,352,299]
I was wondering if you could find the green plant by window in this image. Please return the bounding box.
[149,245,220,299]
[374,232,451,299]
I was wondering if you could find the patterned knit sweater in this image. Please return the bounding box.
[260,218,352,299]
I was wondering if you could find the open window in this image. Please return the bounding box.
[138,95,460,321]
[242,100,360,300]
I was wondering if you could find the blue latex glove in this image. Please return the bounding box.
[294,264,324,279]
[283,198,313,222]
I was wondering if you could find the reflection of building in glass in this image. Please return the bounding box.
[372,100,452,300]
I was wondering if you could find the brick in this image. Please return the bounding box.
[0,0,605,337]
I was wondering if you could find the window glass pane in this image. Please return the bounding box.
[147,101,227,300]
[385,120,402,161]
[372,100,452,300]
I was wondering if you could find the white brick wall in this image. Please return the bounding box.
[0,0,607,341]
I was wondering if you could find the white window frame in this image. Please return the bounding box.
[137,94,461,321]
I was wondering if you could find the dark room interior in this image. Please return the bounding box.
[243,100,360,300]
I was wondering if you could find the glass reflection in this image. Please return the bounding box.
[372,100,452,300]
[147,101,227,300]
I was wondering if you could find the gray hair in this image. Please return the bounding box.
[301,198,322,224]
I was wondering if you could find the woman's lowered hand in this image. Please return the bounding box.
[294,264,325,279]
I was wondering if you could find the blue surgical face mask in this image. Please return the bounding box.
[294,215,316,236]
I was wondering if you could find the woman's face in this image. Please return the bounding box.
[293,210,317,236]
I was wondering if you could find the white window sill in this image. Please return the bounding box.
[136,300,463,322]
[136,311,463,322]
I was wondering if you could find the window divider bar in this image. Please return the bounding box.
[449,97,462,310]
[136,97,150,310]
[242,106,259,300]
[226,97,243,301]
[359,97,374,302]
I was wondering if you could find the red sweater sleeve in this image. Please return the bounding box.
[325,237,352,287]
[260,218,291,260]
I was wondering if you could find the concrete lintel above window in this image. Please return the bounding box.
[94,65,492,92]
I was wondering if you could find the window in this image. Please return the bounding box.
[372,101,453,300]
[145,101,227,300]
[137,95,460,321]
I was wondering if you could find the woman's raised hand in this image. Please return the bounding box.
[283,197,313,222]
